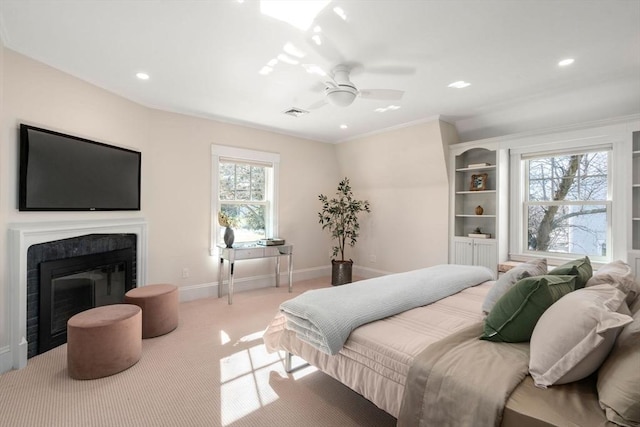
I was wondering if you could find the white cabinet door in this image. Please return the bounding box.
[452,237,497,278]
[473,239,497,277]
[453,237,474,265]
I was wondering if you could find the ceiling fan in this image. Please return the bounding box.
[307,64,405,109]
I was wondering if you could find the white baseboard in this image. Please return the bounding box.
[0,345,12,375]
[178,266,329,302]
[354,265,392,279]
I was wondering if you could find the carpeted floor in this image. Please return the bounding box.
[0,277,397,427]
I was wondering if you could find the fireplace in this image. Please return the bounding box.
[37,247,135,354]
[7,218,148,371]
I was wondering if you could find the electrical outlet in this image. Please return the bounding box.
[182,267,190,278]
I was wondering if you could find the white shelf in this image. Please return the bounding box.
[455,165,496,172]
[456,190,497,195]
[456,214,496,218]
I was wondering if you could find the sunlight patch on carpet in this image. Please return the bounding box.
[220,330,230,345]
[220,331,290,426]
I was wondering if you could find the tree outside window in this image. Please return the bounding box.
[219,161,269,243]
[525,151,609,257]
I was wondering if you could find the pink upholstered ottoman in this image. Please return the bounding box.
[124,284,178,338]
[67,304,142,380]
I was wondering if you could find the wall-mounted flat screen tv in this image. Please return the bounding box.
[19,124,141,211]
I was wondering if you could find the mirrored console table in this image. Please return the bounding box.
[217,244,293,304]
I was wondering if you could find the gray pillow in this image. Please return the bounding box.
[529,284,632,387]
[482,258,548,315]
[586,260,640,305]
[597,295,640,426]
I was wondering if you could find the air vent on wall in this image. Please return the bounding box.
[283,108,309,117]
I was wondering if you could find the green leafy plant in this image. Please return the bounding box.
[318,177,371,261]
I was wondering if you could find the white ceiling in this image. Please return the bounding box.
[0,0,639,143]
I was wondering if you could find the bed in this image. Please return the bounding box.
[264,260,640,427]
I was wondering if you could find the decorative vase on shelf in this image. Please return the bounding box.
[475,205,484,215]
[223,227,235,248]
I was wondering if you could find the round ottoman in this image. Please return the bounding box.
[124,284,178,338]
[67,304,142,380]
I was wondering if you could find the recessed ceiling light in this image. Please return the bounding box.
[448,81,470,89]
[558,58,575,67]
[340,124,348,129]
[311,35,322,45]
[136,72,149,80]
[313,25,322,33]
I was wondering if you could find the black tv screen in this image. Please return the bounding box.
[19,124,141,211]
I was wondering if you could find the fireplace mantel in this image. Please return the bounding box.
[7,218,148,371]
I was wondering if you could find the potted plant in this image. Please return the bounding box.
[318,177,371,285]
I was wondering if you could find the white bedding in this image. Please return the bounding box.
[279,264,494,355]
[264,281,493,417]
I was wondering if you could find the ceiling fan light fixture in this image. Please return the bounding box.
[326,86,358,107]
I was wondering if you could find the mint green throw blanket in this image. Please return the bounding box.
[279,264,493,355]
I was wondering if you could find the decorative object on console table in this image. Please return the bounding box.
[218,211,236,248]
[470,173,488,191]
[318,177,371,286]
[257,238,285,246]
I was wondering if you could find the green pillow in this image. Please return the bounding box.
[481,275,576,343]
[548,256,592,288]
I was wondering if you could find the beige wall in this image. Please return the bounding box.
[0,46,454,362]
[0,48,343,353]
[335,120,455,274]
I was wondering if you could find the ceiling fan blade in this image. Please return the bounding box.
[307,99,328,110]
[359,89,404,100]
[364,65,417,75]
[302,63,338,89]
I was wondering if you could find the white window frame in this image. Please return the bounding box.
[509,134,624,266]
[522,148,611,261]
[210,145,280,255]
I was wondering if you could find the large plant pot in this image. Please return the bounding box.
[331,259,353,286]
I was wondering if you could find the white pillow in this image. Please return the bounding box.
[482,258,547,315]
[529,284,633,388]
[586,260,640,304]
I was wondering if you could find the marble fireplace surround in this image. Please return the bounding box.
[7,218,148,370]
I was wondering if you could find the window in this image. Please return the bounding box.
[522,149,611,259]
[211,145,279,253]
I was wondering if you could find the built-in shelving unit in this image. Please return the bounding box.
[449,143,507,278]
[453,148,498,238]
[632,132,640,251]
[629,130,640,278]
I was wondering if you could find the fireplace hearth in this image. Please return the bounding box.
[37,247,135,354]
[7,218,147,371]
[27,234,137,357]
